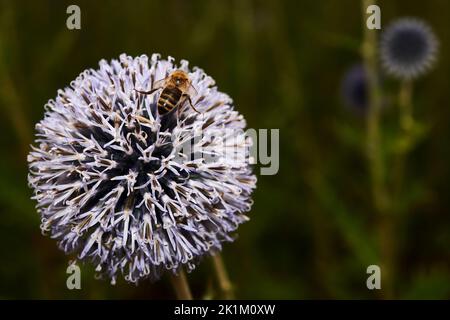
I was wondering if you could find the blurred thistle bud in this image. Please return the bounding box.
[380,18,438,80]
[341,64,368,114]
[28,54,256,284]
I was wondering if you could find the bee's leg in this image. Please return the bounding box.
[182,94,201,113]
[176,105,181,119]
[134,88,160,95]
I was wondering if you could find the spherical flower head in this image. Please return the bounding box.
[341,64,368,113]
[380,18,438,80]
[28,54,256,284]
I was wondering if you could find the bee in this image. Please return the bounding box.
[135,70,200,117]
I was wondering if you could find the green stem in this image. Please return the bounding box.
[211,253,235,299]
[387,82,414,298]
[361,0,393,299]
[361,1,386,213]
[169,268,193,300]
[394,80,414,199]
[399,80,413,132]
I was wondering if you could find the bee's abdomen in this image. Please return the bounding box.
[158,87,182,115]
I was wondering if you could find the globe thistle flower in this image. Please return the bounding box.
[341,64,368,113]
[28,54,256,284]
[380,18,438,79]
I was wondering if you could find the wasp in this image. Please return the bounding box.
[135,70,200,117]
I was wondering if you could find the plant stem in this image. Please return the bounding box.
[211,253,235,299]
[399,80,413,132]
[169,268,193,300]
[389,82,414,295]
[361,0,393,298]
[394,80,414,198]
[361,0,386,213]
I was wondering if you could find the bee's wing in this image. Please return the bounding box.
[187,82,198,96]
[151,77,167,90]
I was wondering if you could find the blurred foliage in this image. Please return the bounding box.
[0,0,449,299]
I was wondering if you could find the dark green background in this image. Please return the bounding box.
[0,0,449,299]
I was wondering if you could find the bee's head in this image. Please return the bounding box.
[170,70,190,88]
